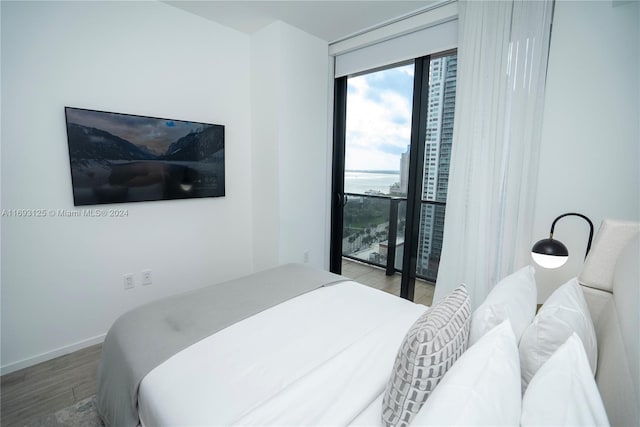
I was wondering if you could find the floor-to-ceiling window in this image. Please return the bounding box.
[331,51,457,304]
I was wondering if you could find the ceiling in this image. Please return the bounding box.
[165,1,437,43]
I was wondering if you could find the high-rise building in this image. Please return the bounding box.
[417,54,457,278]
[399,145,410,195]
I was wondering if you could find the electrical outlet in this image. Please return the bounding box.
[123,273,134,290]
[141,269,152,286]
[303,250,310,263]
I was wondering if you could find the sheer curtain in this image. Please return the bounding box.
[435,0,554,309]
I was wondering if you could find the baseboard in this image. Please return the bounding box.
[1,334,106,376]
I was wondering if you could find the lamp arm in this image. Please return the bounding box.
[549,212,594,259]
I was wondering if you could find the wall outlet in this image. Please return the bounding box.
[141,269,152,286]
[123,273,134,290]
[303,250,309,263]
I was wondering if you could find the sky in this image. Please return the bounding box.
[66,108,207,155]
[345,63,414,172]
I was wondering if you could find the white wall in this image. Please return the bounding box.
[532,0,640,301]
[250,24,281,272]
[251,22,330,271]
[276,24,330,268]
[0,1,254,372]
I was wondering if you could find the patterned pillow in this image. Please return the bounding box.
[381,285,471,427]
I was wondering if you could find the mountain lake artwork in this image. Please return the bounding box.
[64,107,225,205]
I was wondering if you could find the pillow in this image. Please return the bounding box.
[522,333,609,426]
[411,320,521,426]
[468,265,536,346]
[519,277,597,391]
[578,219,640,292]
[381,285,471,427]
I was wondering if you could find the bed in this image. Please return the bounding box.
[97,220,639,427]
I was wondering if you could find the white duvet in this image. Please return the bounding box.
[138,281,427,426]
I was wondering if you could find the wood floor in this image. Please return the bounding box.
[0,260,433,426]
[0,344,102,427]
[341,258,435,306]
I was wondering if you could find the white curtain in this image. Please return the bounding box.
[435,0,554,309]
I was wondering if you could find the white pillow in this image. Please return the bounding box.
[522,333,609,426]
[519,277,597,391]
[411,320,521,426]
[469,265,536,346]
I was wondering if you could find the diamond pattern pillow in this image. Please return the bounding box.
[381,285,471,427]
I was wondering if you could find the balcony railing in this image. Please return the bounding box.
[342,192,445,282]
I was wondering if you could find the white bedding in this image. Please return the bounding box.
[138,281,427,426]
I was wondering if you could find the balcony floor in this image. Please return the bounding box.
[341,258,435,307]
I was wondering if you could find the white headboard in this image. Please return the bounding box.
[579,220,639,426]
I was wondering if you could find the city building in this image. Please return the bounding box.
[417,55,457,278]
[399,145,410,195]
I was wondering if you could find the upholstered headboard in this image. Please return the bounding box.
[578,220,640,427]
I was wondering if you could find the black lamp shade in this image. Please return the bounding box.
[531,238,569,268]
[532,238,568,257]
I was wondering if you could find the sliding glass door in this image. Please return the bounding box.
[331,51,457,303]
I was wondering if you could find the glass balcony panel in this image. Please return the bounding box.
[416,203,446,282]
[342,194,390,268]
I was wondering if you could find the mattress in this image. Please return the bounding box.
[97,263,344,427]
[138,281,427,426]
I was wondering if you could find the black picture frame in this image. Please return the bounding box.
[64,107,225,206]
